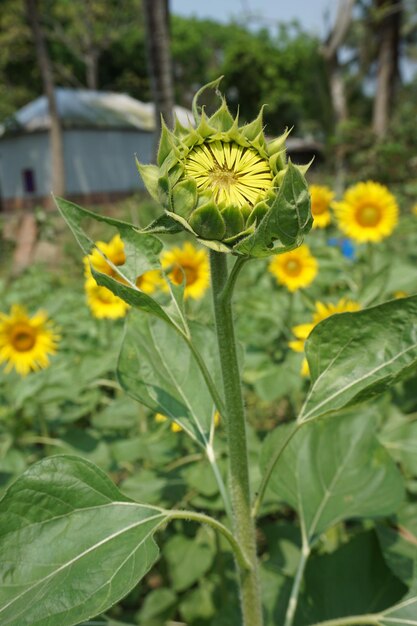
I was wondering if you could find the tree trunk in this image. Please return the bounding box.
[372,0,402,138]
[84,0,99,90]
[143,0,174,141]
[321,0,355,193]
[25,0,65,198]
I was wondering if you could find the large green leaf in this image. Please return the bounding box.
[376,501,417,588]
[295,531,406,624]
[380,410,417,476]
[235,162,312,257]
[0,456,168,626]
[117,310,221,446]
[299,296,417,423]
[261,411,405,543]
[55,196,173,325]
[380,584,417,626]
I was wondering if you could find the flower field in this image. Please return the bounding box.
[1,86,417,626]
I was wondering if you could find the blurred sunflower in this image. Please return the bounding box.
[83,233,126,278]
[289,298,361,376]
[136,269,164,295]
[268,244,318,292]
[84,277,129,319]
[161,242,210,300]
[310,185,334,228]
[0,305,60,376]
[412,203,417,217]
[333,181,398,243]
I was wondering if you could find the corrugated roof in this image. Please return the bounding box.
[0,88,193,136]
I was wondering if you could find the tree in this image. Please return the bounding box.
[372,0,403,137]
[143,0,174,134]
[25,0,65,197]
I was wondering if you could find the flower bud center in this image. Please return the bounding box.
[185,140,272,209]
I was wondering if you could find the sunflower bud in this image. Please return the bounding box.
[137,78,312,257]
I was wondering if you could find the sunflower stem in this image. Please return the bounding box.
[210,250,264,626]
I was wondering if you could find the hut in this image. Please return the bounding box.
[0,89,192,211]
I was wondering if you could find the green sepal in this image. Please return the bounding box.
[196,109,217,139]
[189,202,226,240]
[221,205,244,238]
[247,201,269,226]
[208,99,235,132]
[174,114,191,139]
[172,178,198,218]
[157,174,170,204]
[136,160,160,202]
[297,158,314,176]
[157,118,177,166]
[240,203,252,222]
[267,127,291,156]
[269,149,286,173]
[192,76,224,124]
[240,105,266,141]
[233,161,312,257]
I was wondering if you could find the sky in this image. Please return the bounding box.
[170,0,337,36]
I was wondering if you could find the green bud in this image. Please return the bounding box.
[138,79,312,257]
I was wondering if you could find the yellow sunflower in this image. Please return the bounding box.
[268,244,318,292]
[135,270,164,295]
[155,410,220,433]
[84,277,130,319]
[412,203,417,217]
[310,184,334,228]
[0,305,60,376]
[83,233,126,278]
[185,141,273,208]
[161,242,210,300]
[333,181,399,243]
[289,298,361,376]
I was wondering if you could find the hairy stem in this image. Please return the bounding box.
[210,251,264,626]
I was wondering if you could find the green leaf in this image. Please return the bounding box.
[261,410,405,542]
[0,455,168,626]
[295,531,407,624]
[299,296,417,423]
[380,584,417,626]
[380,410,417,476]
[55,196,174,325]
[117,310,221,446]
[376,503,417,586]
[164,526,215,592]
[137,588,177,625]
[234,162,312,257]
[140,212,183,235]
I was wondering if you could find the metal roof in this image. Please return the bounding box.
[0,88,193,137]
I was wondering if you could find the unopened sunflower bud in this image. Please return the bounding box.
[137,78,312,257]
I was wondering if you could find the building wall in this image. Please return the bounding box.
[0,128,155,210]
[64,129,153,194]
[0,133,51,205]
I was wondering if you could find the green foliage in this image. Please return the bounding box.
[2,188,417,625]
[0,455,166,626]
[262,411,405,542]
[300,296,417,422]
[118,312,220,445]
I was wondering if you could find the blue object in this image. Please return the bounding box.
[328,237,356,260]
